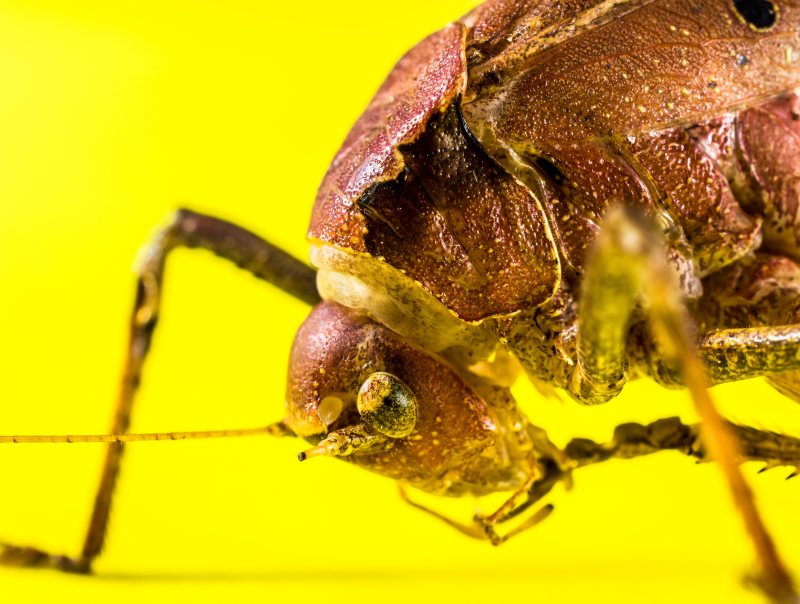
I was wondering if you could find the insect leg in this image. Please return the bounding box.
[633,252,800,402]
[0,209,318,573]
[408,417,800,548]
[138,208,320,306]
[570,208,796,603]
[631,324,800,386]
[564,416,800,477]
[397,485,489,541]
[398,482,555,546]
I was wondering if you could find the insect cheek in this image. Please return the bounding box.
[283,302,370,438]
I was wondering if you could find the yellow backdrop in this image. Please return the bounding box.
[1,1,799,602]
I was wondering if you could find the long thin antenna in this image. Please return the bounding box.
[0,426,276,444]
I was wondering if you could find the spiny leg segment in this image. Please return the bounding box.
[0,209,319,573]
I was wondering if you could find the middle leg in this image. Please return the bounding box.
[568,208,796,603]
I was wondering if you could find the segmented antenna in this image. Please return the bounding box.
[0,426,275,444]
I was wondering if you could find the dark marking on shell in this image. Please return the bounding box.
[732,0,777,29]
[532,156,566,185]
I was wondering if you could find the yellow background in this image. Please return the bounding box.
[1,1,799,602]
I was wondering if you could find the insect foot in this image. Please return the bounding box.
[0,544,89,574]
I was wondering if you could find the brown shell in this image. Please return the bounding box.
[310,0,800,320]
[309,23,467,250]
[734,94,800,257]
[309,22,560,321]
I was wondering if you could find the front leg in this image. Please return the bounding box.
[398,479,556,547]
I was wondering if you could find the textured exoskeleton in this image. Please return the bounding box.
[299,0,800,485]
[2,0,800,601]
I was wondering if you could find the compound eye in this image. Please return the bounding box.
[356,372,417,438]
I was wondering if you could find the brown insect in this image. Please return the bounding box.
[1,0,799,601]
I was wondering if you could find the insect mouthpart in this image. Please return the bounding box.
[297,423,390,461]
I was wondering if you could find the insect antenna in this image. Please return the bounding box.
[0,425,279,444]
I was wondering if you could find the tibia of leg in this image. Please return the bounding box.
[701,325,800,383]
[691,252,800,399]
[476,504,554,546]
[638,326,800,387]
[481,461,542,526]
[397,485,488,541]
